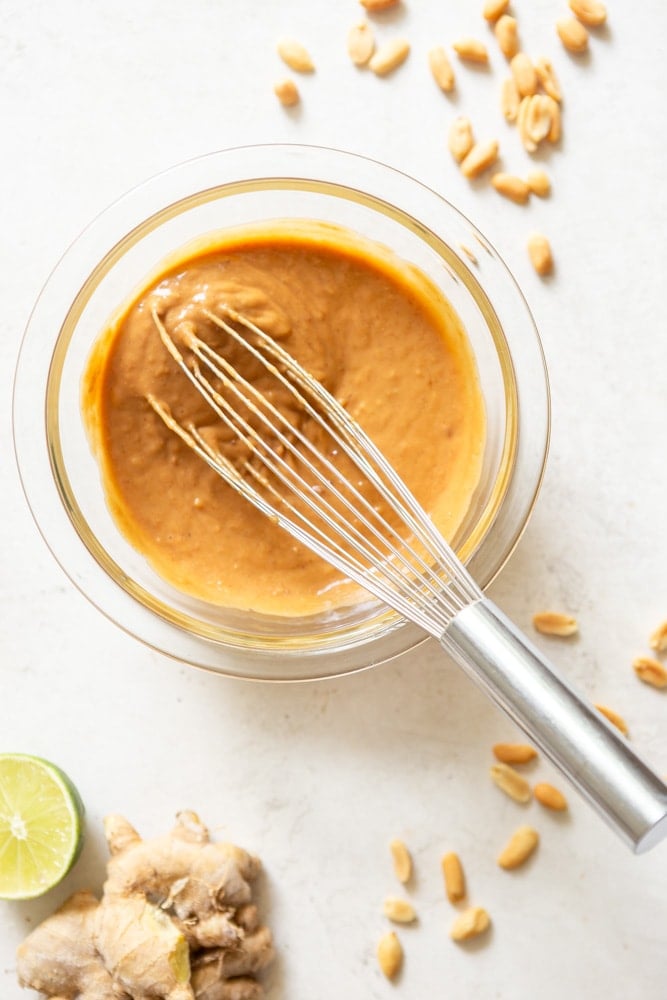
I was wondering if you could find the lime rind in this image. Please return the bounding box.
[0,753,85,900]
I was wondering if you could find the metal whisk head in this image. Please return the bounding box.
[148,305,481,638]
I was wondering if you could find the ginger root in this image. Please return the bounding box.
[16,812,274,1000]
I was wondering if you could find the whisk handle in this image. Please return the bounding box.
[442,598,667,853]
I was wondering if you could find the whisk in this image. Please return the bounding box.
[148,304,667,853]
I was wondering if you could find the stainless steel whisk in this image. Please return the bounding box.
[149,305,667,853]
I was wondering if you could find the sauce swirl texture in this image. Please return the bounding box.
[82,222,486,616]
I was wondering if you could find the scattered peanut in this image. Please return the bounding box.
[569,0,607,27]
[497,825,539,870]
[369,38,410,75]
[452,38,489,64]
[649,621,667,653]
[361,0,400,10]
[595,703,629,736]
[534,782,568,811]
[527,234,554,276]
[441,851,466,904]
[483,0,510,22]
[492,172,531,204]
[490,763,532,803]
[500,77,521,121]
[535,56,562,102]
[494,15,519,60]
[526,169,551,197]
[277,38,315,73]
[428,46,456,93]
[347,21,376,66]
[633,656,667,690]
[377,931,403,979]
[532,611,577,636]
[450,906,490,942]
[492,743,538,765]
[557,17,589,53]
[383,896,417,924]
[448,116,475,163]
[460,139,499,178]
[273,78,300,107]
[518,94,553,152]
[510,53,538,97]
[389,838,413,884]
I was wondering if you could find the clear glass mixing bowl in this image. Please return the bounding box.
[13,144,550,681]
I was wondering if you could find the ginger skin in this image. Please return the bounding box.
[16,812,274,1000]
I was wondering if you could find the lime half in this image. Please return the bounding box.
[0,754,85,900]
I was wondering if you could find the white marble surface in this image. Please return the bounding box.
[1,1,666,998]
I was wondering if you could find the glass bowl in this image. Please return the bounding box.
[13,144,549,681]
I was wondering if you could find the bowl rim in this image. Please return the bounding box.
[12,142,550,682]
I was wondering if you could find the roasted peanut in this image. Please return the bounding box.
[527,234,554,276]
[557,17,589,53]
[389,838,413,883]
[532,611,577,636]
[450,906,490,941]
[429,46,456,92]
[497,826,539,869]
[534,782,568,811]
[441,851,466,904]
[460,139,499,178]
[369,38,410,75]
[633,656,667,689]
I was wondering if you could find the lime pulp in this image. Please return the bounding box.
[0,753,85,900]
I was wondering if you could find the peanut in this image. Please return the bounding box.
[273,78,300,107]
[492,172,531,204]
[494,15,519,59]
[428,46,456,93]
[492,743,538,764]
[441,851,466,904]
[497,826,539,869]
[500,77,520,122]
[510,52,538,97]
[383,896,417,924]
[377,931,403,979]
[450,906,490,942]
[527,234,554,276]
[534,782,568,811]
[452,38,489,64]
[347,21,375,66]
[389,838,412,883]
[557,17,589,53]
[649,621,667,653]
[526,169,551,197]
[633,656,667,689]
[448,116,474,163]
[490,763,532,803]
[369,38,410,76]
[532,611,577,636]
[535,56,562,102]
[595,703,629,736]
[361,0,400,10]
[277,38,315,73]
[569,0,607,27]
[518,94,553,152]
[483,0,510,22]
[460,139,499,178]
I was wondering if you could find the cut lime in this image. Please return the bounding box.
[0,753,85,900]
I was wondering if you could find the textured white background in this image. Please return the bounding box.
[1,2,666,998]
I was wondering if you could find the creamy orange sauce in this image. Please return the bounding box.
[83,221,486,616]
